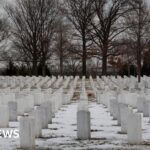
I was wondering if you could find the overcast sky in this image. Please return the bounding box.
[1,0,150,7]
[0,0,150,14]
[1,0,150,5]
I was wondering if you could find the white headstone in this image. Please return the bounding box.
[41,102,52,124]
[20,116,35,149]
[137,96,144,113]
[143,100,150,117]
[110,100,120,125]
[96,91,101,104]
[78,100,88,111]
[24,95,34,113]
[30,109,42,138]
[17,97,29,116]
[8,101,17,121]
[0,106,9,128]
[127,113,142,144]
[33,92,44,106]
[77,110,91,140]
[120,105,132,134]
[38,106,49,129]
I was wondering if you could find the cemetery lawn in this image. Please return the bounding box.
[2,101,150,150]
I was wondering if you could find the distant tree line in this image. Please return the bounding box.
[0,0,149,82]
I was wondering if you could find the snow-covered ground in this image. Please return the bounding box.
[1,101,150,150]
[1,76,150,150]
[36,102,150,150]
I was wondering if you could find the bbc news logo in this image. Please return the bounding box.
[0,129,19,139]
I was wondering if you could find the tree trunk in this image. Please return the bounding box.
[137,3,142,83]
[59,29,64,77]
[60,56,63,76]
[128,64,130,77]
[115,65,117,78]
[82,35,86,76]
[42,62,46,77]
[137,50,141,83]
[102,51,107,76]
[137,30,142,83]
[32,60,38,76]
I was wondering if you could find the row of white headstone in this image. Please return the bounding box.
[109,99,142,144]
[96,76,150,117]
[95,76,150,144]
[19,76,78,149]
[0,76,76,90]
[77,76,142,143]
[0,76,79,149]
[96,97,143,144]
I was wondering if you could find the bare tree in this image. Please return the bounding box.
[0,18,9,44]
[64,53,81,76]
[117,38,136,76]
[91,0,129,75]
[65,0,94,76]
[125,0,150,82]
[6,0,58,76]
[38,0,58,76]
[0,16,11,66]
[54,17,73,76]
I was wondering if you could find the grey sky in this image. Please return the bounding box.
[0,0,150,14]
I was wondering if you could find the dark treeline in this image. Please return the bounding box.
[0,0,150,82]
